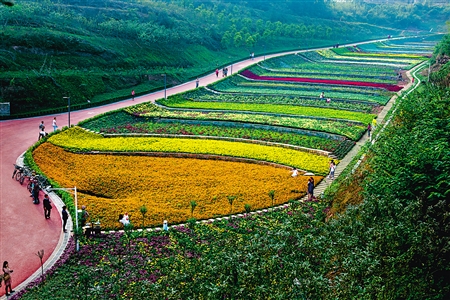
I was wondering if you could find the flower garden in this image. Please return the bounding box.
[31,40,429,231]
[19,37,436,299]
[34,141,321,229]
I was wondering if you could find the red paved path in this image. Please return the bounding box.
[0,38,394,296]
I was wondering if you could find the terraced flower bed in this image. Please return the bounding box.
[241,69,403,92]
[249,64,398,83]
[47,127,334,175]
[318,49,424,66]
[300,51,414,68]
[264,54,397,75]
[81,111,355,159]
[166,88,378,113]
[157,96,375,123]
[332,47,427,59]
[211,75,392,104]
[33,142,322,229]
[124,103,366,140]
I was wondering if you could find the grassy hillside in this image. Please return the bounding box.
[0,0,446,117]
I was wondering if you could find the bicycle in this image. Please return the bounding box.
[12,164,23,181]
[18,167,32,185]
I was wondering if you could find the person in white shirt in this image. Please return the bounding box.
[291,168,298,177]
[52,117,58,132]
[118,213,130,226]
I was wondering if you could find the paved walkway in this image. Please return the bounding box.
[0,37,412,298]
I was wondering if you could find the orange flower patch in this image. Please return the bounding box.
[33,143,322,229]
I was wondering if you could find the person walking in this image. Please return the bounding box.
[62,205,69,233]
[43,194,52,219]
[215,68,219,78]
[307,177,315,201]
[195,78,199,88]
[372,118,377,131]
[367,123,372,139]
[328,160,336,180]
[2,261,14,296]
[131,90,135,101]
[38,121,45,140]
[52,117,58,132]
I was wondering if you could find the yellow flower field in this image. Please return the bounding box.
[34,143,323,229]
[48,127,333,175]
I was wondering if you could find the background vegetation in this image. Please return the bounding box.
[1,0,448,117]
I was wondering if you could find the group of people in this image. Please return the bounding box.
[38,118,58,140]
[290,158,338,200]
[222,67,229,77]
[291,168,316,201]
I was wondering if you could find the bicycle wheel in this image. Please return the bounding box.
[19,173,26,185]
[15,170,22,181]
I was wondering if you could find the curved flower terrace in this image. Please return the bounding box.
[240,69,403,92]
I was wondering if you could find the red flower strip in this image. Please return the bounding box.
[241,70,402,92]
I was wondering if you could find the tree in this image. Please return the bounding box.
[233,32,243,47]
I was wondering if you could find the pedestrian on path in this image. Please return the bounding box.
[2,261,14,296]
[367,123,372,139]
[38,121,46,140]
[62,205,69,233]
[52,117,58,132]
[131,90,135,101]
[196,78,199,88]
[372,118,377,131]
[307,177,315,201]
[43,194,52,219]
[328,160,336,180]
[215,68,219,77]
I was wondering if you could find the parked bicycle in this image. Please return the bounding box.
[12,164,23,180]
[13,164,32,185]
